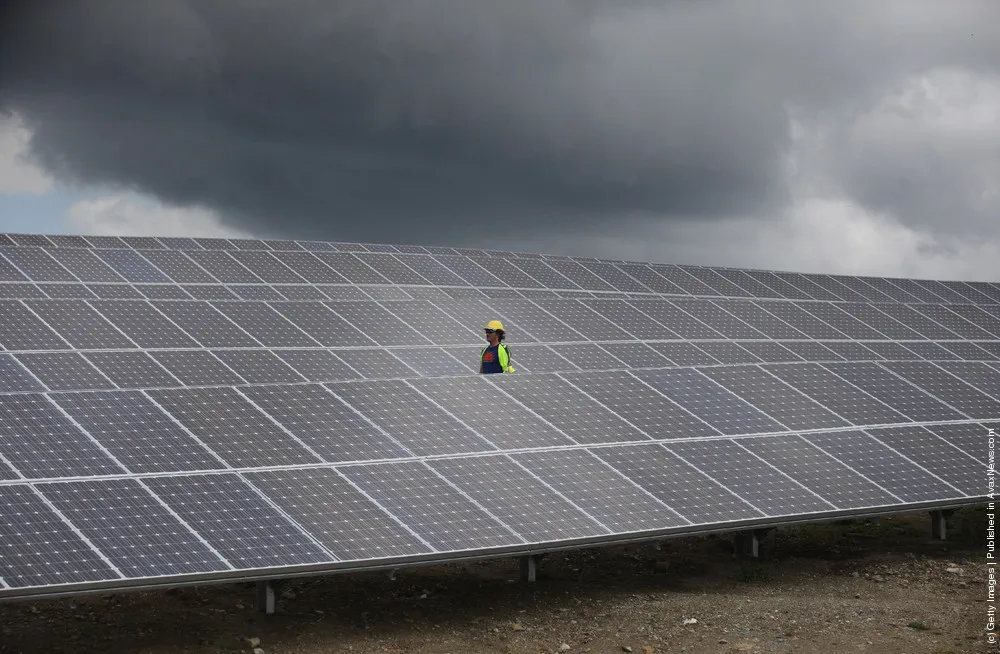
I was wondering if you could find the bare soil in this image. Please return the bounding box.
[0,508,988,654]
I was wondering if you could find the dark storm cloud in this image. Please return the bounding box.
[1,1,998,246]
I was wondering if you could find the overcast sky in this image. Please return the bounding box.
[1,1,999,279]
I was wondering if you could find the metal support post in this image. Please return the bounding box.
[256,580,277,614]
[930,509,954,540]
[520,554,538,582]
[735,528,771,558]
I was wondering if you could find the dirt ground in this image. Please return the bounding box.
[0,507,988,654]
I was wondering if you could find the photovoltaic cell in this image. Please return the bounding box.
[934,361,1000,400]
[882,361,1000,419]
[626,299,721,339]
[312,252,390,285]
[510,258,581,289]
[89,301,199,349]
[40,478,228,576]
[0,394,125,478]
[944,304,1000,338]
[910,304,993,339]
[268,251,347,284]
[329,380,496,455]
[340,461,521,551]
[149,350,246,386]
[239,384,410,462]
[861,342,922,361]
[210,350,306,384]
[83,351,179,389]
[211,302,320,347]
[821,362,964,423]
[821,341,883,361]
[614,262,683,295]
[245,468,431,560]
[0,300,71,350]
[332,349,416,379]
[883,278,949,303]
[146,301,258,348]
[669,298,766,339]
[392,347,470,377]
[799,274,860,301]
[515,449,686,533]
[635,368,786,435]
[649,342,719,366]
[119,236,164,250]
[145,473,333,569]
[410,376,573,449]
[83,236,128,249]
[595,444,762,523]
[500,373,649,443]
[273,285,327,301]
[699,365,848,430]
[227,251,306,284]
[901,341,959,360]
[548,343,628,370]
[676,267,753,297]
[44,235,91,249]
[0,247,76,281]
[8,283,56,299]
[147,387,321,467]
[709,300,807,339]
[469,256,544,288]
[86,284,143,299]
[866,426,983,496]
[52,390,221,473]
[229,285,287,302]
[802,431,962,502]
[429,455,608,542]
[324,301,432,347]
[377,300,481,345]
[539,299,635,341]
[44,248,126,283]
[756,302,847,339]
[834,303,924,340]
[352,253,429,285]
[15,352,116,391]
[92,250,171,283]
[563,370,718,440]
[180,285,237,300]
[738,435,900,509]
[597,342,671,368]
[184,251,262,284]
[740,270,814,300]
[394,255,470,286]
[135,284,192,300]
[24,300,136,350]
[938,341,995,361]
[580,299,670,340]
[0,353,45,392]
[925,422,989,461]
[545,259,617,291]
[139,250,218,283]
[497,343,574,372]
[0,485,118,587]
[489,299,587,342]
[692,342,762,364]
[647,264,717,296]
[763,362,907,426]
[267,302,376,347]
[797,302,887,339]
[735,341,801,363]
[272,349,361,382]
[664,439,833,516]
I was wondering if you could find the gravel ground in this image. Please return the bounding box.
[0,507,987,654]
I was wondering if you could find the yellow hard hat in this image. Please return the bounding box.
[485,320,504,331]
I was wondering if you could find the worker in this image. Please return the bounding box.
[480,320,515,374]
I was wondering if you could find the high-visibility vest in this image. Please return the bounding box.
[480,343,515,373]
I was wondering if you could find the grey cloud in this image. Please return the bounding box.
[2,0,999,249]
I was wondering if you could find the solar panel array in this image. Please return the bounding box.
[0,232,992,600]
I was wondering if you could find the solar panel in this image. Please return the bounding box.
[0,232,991,603]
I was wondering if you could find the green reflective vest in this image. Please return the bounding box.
[480,343,515,373]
